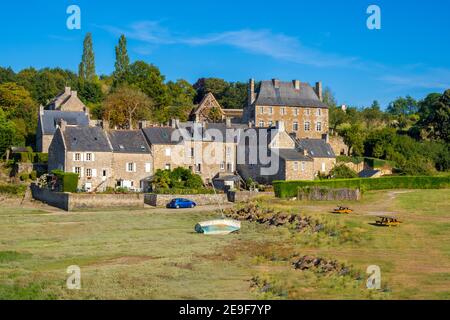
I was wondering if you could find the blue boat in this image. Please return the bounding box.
[195,219,241,235]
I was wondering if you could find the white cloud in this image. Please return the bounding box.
[379,68,450,90]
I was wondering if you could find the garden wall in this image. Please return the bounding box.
[227,191,275,203]
[31,184,144,211]
[144,193,228,207]
[297,187,361,201]
[274,176,450,198]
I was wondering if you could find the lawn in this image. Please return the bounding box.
[0,189,449,300]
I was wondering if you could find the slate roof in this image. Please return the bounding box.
[296,139,336,158]
[277,149,312,161]
[142,127,183,145]
[107,130,150,153]
[359,169,381,178]
[255,80,327,108]
[63,126,111,152]
[41,111,89,135]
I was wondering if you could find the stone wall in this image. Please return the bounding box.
[144,193,228,207]
[228,191,274,203]
[31,184,144,211]
[297,187,361,201]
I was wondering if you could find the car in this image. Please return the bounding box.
[167,198,197,209]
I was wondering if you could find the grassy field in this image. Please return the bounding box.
[0,189,449,300]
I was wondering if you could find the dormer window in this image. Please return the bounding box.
[119,145,125,150]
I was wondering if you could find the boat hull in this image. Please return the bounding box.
[195,219,241,235]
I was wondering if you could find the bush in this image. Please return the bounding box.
[153,188,216,195]
[30,171,37,181]
[51,170,79,193]
[329,164,358,179]
[0,184,27,196]
[19,173,30,181]
[152,168,205,190]
[11,152,48,164]
[273,176,450,198]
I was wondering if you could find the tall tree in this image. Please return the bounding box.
[114,35,130,84]
[418,89,450,142]
[79,33,96,81]
[103,86,153,129]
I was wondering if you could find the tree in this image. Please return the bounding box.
[387,96,418,116]
[0,109,22,155]
[322,87,337,109]
[124,61,169,112]
[362,100,384,129]
[79,33,96,81]
[113,35,130,84]
[338,124,365,156]
[418,89,450,142]
[329,164,358,179]
[0,67,16,84]
[193,78,247,109]
[103,86,153,129]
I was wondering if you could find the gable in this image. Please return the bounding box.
[190,93,225,121]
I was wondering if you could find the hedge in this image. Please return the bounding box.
[12,152,48,164]
[152,188,216,195]
[0,184,27,196]
[336,156,396,168]
[273,176,450,198]
[51,170,79,193]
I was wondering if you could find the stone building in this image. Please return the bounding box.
[189,92,244,123]
[36,106,90,153]
[243,79,329,139]
[46,87,87,112]
[48,123,153,192]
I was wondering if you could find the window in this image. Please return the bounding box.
[293,162,299,171]
[189,148,194,158]
[293,122,299,131]
[316,122,322,132]
[305,109,310,116]
[304,121,311,131]
[268,120,273,127]
[294,108,299,116]
[301,162,305,172]
[259,121,265,127]
[227,163,233,172]
[281,107,286,115]
[226,147,232,156]
[86,153,92,161]
[220,162,225,170]
[145,163,152,173]
[268,107,273,115]
[165,163,171,170]
[127,163,135,172]
[86,168,92,178]
[317,108,322,116]
[196,164,201,173]
[321,162,326,172]
[74,153,81,161]
[102,170,107,177]
[74,167,81,175]
[259,106,264,114]
[165,148,171,156]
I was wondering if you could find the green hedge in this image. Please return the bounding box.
[152,188,216,195]
[336,156,396,169]
[51,170,79,193]
[12,152,48,164]
[0,184,27,196]
[273,176,450,198]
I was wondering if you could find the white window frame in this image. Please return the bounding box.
[293,122,299,131]
[165,148,171,157]
[280,107,286,115]
[85,153,93,162]
[321,162,326,172]
[145,163,152,173]
[86,168,92,178]
[126,162,136,173]
[301,162,305,172]
[304,121,311,131]
[293,161,299,171]
[74,167,82,176]
[74,153,81,161]
[316,122,322,132]
[259,120,264,128]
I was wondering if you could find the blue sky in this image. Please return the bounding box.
[1,0,449,108]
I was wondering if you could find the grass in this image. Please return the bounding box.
[0,189,449,300]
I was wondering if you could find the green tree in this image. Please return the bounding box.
[417,90,449,142]
[338,124,365,156]
[79,33,96,81]
[103,86,153,129]
[113,35,130,84]
[387,96,418,116]
[0,109,22,155]
[329,164,358,179]
[0,67,16,84]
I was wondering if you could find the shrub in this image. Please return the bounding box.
[273,176,450,198]
[153,188,216,195]
[0,184,27,196]
[51,170,79,193]
[152,168,205,190]
[329,164,358,179]
[30,171,37,181]
[19,173,30,181]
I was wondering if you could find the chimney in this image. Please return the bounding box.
[59,119,67,132]
[248,78,256,106]
[315,82,323,101]
[276,120,285,132]
[102,119,110,130]
[293,80,301,90]
[39,105,44,116]
[71,90,78,98]
[64,87,71,95]
[272,79,280,89]
[322,133,330,143]
[171,119,180,128]
[226,117,232,128]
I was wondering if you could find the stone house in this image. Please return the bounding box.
[189,92,244,123]
[48,123,153,192]
[243,79,329,139]
[46,87,87,112]
[36,106,90,153]
[295,137,336,176]
[237,122,316,184]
